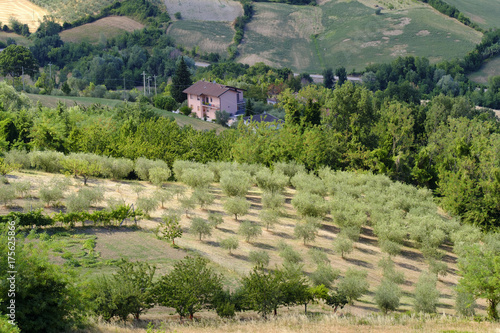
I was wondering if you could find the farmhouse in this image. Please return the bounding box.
[183,80,245,120]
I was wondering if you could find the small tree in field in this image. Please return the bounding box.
[274,161,305,185]
[291,192,329,218]
[154,189,173,209]
[249,250,270,267]
[261,192,285,214]
[279,243,303,264]
[238,220,262,243]
[334,233,353,258]
[161,214,183,245]
[180,168,213,189]
[309,265,339,289]
[223,197,250,220]
[375,278,401,314]
[191,188,214,209]
[259,209,279,230]
[208,213,224,229]
[308,248,330,266]
[337,268,369,305]
[220,170,251,197]
[255,168,288,194]
[220,236,239,254]
[190,217,212,241]
[149,167,171,188]
[294,218,319,245]
[179,195,196,217]
[413,271,439,314]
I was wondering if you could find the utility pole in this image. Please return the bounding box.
[142,71,146,96]
[153,75,157,96]
[22,66,24,91]
[147,76,151,96]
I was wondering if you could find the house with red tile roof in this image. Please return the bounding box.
[183,80,245,120]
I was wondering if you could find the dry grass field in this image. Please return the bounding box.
[0,0,49,32]
[163,0,242,22]
[168,20,234,54]
[60,16,144,44]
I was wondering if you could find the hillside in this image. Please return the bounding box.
[443,0,500,29]
[59,16,144,44]
[0,0,49,32]
[27,0,116,22]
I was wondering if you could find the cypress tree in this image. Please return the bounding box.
[171,57,192,103]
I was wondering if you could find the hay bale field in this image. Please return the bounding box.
[163,0,242,21]
[59,16,144,44]
[0,0,49,32]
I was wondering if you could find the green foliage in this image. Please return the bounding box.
[0,184,16,206]
[0,209,53,228]
[148,167,172,187]
[153,188,173,209]
[156,256,223,319]
[190,217,212,241]
[29,150,64,173]
[0,230,84,332]
[278,242,303,264]
[0,315,20,333]
[291,192,329,218]
[223,196,250,220]
[259,209,279,230]
[274,160,305,185]
[39,178,69,207]
[60,153,102,185]
[191,188,215,209]
[180,168,213,189]
[337,268,369,305]
[86,261,156,321]
[12,181,31,198]
[308,247,330,266]
[241,267,282,319]
[309,265,339,289]
[136,196,159,217]
[170,57,192,103]
[261,191,285,214]
[0,45,38,78]
[249,250,270,267]
[238,220,262,243]
[378,257,405,285]
[255,168,288,194]
[413,272,440,314]
[3,150,30,169]
[455,290,476,317]
[220,170,252,197]
[375,278,401,314]
[334,233,353,258]
[208,213,224,229]
[291,172,327,197]
[161,213,182,245]
[220,236,239,254]
[294,219,319,245]
[135,157,169,181]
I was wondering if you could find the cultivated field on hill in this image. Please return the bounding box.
[237,0,482,73]
[1,166,493,321]
[168,20,235,54]
[0,31,30,46]
[28,0,115,22]
[163,0,242,22]
[442,0,500,29]
[0,0,48,32]
[469,56,500,84]
[59,16,144,44]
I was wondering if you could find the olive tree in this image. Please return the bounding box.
[255,168,288,194]
[223,196,250,220]
[413,271,439,314]
[294,218,320,245]
[291,192,329,218]
[190,217,212,241]
[337,268,369,305]
[220,236,239,254]
[375,278,401,314]
[220,170,251,197]
[249,250,270,267]
[238,220,262,243]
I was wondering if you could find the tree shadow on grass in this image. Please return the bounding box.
[268,230,294,239]
[252,242,276,250]
[230,253,249,261]
[356,246,377,255]
[204,240,219,247]
[321,223,340,235]
[344,257,373,269]
[216,227,236,234]
[396,261,421,273]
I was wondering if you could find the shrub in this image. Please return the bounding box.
[60,153,104,185]
[4,149,30,169]
[378,257,405,284]
[39,178,69,207]
[310,265,339,288]
[249,250,270,267]
[291,172,328,197]
[180,105,191,116]
[208,213,224,229]
[65,193,91,213]
[29,150,64,173]
[413,272,439,313]
[172,160,203,180]
[334,233,353,258]
[455,290,476,317]
[220,236,239,254]
[207,161,235,182]
[154,189,173,209]
[337,268,369,305]
[220,170,251,197]
[190,217,212,241]
[78,186,104,206]
[12,181,31,198]
[191,188,215,209]
[179,195,196,217]
[294,219,319,245]
[101,157,134,179]
[291,192,329,218]
[135,157,169,181]
[375,279,401,314]
[259,209,279,230]
[274,161,305,185]
[161,213,183,245]
[223,196,250,220]
[238,220,262,243]
[136,196,159,217]
[181,168,213,189]
[308,248,330,266]
[279,243,302,264]
[255,168,288,194]
[0,184,16,206]
[261,192,285,213]
[149,167,172,187]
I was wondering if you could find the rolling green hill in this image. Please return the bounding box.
[443,0,500,29]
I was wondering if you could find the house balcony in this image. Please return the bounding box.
[202,102,220,109]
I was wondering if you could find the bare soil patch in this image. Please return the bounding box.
[416,29,430,36]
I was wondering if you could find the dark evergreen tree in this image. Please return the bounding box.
[171,57,192,103]
[323,68,334,89]
[245,99,254,116]
[302,99,321,126]
[335,67,347,87]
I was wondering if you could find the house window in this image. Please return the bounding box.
[210,97,212,102]
[197,96,200,100]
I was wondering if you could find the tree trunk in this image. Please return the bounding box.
[304,303,307,314]
[487,298,499,320]
[274,308,277,316]
[189,313,194,320]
